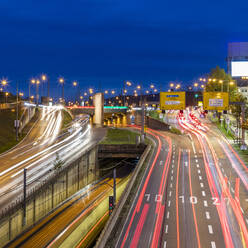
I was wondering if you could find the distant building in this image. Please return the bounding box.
[227,42,248,97]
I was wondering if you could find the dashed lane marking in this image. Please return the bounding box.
[171,176,174,181]
[170,183,173,188]
[200,183,204,188]
[169,191,172,197]
[164,241,167,248]
[199,176,202,180]
[206,212,210,219]
[208,225,213,234]
[160,160,163,165]
[167,211,170,219]
[195,159,198,163]
[168,200,171,207]
[211,241,216,248]
[165,225,168,233]
[196,164,199,168]
[202,191,206,197]
[204,200,208,207]
[198,169,201,174]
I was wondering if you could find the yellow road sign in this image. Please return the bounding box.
[203,92,229,111]
[160,92,186,110]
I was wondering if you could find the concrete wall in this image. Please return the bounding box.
[146,116,170,131]
[0,146,98,247]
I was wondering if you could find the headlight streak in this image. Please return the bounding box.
[178,112,248,247]
[10,125,91,179]
[0,121,85,177]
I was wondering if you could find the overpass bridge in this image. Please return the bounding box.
[67,106,129,126]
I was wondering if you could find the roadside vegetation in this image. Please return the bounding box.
[0,108,39,153]
[62,110,73,129]
[100,128,140,144]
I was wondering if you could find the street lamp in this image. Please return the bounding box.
[36,80,40,107]
[5,92,8,103]
[41,74,49,99]
[29,79,36,102]
[59,77,65,103]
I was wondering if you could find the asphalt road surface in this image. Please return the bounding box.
[0,106,106,212]
[116,110,248,248]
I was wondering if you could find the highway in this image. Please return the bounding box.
[116,110,248,248]
[0,106,105,212]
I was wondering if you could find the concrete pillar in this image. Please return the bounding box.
[93,93,104,126]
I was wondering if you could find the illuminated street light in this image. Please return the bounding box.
[126,81,132,86]
[137,85,141,90]
[105,90,108,94]
[150,84,154,89]
[1,80,7,86]
[41,75,46,81]
[5,92,9,103]
[154,89,158,92]
[111,90,115,95]
[170,83,174,88]
[84,92,87,96]
[146,90,149,94]
[58,77,65,103]
[194,83,198,87]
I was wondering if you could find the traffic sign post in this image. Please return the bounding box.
[160,92,186,110]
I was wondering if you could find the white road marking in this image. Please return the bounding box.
[171,170,174,174]
[167,211,170,219]
[194,154,197,158]
[184,161,188,167]
[196,164,199,168]
[168,200,171,207]
[169,191,172,197]
[164,241,167,248]
[195,159,198,163]
[246,219,248,225]
[172,164,174,168]
[199,176,202,180]
[198,169,201,174]
[241,207,244,214]
[208,225,213,234]
[172,160,175,163]
[231,187,235,193]
[211,241,216,248]
[204,200,208,207]
[202,191,206,197]
[171,176,174,181]
[200,183,204,188]
[170,183,172,188]
[221,168,224,172]
[160,160,163,165]
[165,225,168,233]
[206,212,210,219]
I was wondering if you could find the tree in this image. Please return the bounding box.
[205,66,234,92]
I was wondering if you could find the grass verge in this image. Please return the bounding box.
[0,108,39,154]
[62,110,73,129]
[100,128,140,145]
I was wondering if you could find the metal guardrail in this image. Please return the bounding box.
[95,143,152,248]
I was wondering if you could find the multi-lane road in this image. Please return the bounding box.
[0,106,105,212]
[116,109,248,248]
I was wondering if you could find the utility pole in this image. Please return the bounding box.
[16,82,19,141]
[23,168,27,226]
[113,168,116,206]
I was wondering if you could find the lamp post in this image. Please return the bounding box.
[59,78,65,104]
[73,81,78,104]
[30,79,35,102]
[36,80,40,107]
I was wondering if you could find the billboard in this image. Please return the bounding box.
[231,61,248,77]
[160,92,185,110]
[203,92,229,111]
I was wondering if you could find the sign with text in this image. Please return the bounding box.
[203,92,229,111]
[160,92,186,110]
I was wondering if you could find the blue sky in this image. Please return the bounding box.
[0,0,248,100]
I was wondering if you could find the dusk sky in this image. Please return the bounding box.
[1,0,248,100]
